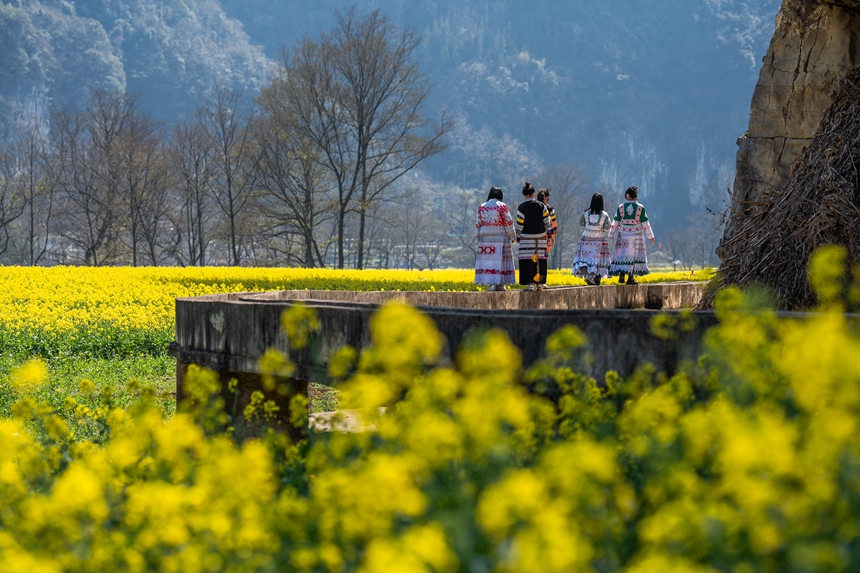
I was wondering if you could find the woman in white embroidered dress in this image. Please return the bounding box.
[474,186,516,291]
[572,193,611,285]
[609,185,656,285]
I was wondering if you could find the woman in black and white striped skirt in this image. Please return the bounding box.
[515,182,554,291]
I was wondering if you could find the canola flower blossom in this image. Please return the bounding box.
[0,266,712,359]
[3,269,860,571]
[8,358,48,389]
[19,257,860,572]
[0,265,714,331]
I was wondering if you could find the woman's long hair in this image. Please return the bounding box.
[588,192,604,215]
[487,186,503,201]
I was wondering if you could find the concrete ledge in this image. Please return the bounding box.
[168,283,710,438]
[234,282,705,311]
[170,283,709,389]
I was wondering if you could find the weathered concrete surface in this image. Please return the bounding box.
[726,0,860,242]
[170,283,708,438]
[309,409,381,433]
[171,283,706,381]
[241,282,705,311]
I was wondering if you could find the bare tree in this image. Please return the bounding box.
[9,114,56,265]
[331,7,450,269]
[270,6,449,269]
[534,162,589,270]
[168,112,215,266]
[255,77,335,267]
[395,189,444,270]
[118,109,170,265]
[0,147,27,257]
[662,225,696,271]
[203,84,257,266]
[135,148,172,265]
[438,186,483,268]
[52,91,168,266]
[53,91,137,265]
[684,209,721,269]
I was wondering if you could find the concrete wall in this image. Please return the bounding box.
[171,283,707,382]
[170,283,860,439]
[171,294,715,386]
[238,282,705,311]
[169,283,709,439]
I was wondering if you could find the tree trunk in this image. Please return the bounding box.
[337,206,346,269]
[357,205,367,270]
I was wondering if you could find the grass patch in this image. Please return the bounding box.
[0,355,176,442]
[310,382,341,413]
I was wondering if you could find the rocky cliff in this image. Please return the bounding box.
[726,0,860,238]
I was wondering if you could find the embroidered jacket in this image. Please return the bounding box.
[475,199,516,242]
[515,199,553,239]
[609,201,655,240]
[578,209,611,237]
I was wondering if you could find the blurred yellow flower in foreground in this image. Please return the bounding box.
[9,359,48,389]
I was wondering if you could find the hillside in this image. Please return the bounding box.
[220,0,780,221]
[0,0,779,226]
[0,0,271,126]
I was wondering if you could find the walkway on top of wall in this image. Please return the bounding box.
[209,281,705,311]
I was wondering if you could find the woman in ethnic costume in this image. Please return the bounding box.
[537,188,558,258]
[474,186,517,291]
[609,185,655,285]
[572,192,611,285]
[516,182,554,291]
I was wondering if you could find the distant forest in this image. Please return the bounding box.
[0,0,780,268]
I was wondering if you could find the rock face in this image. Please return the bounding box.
[706,65,860,309]
[724,0,860,242]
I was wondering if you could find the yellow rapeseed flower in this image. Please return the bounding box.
[9,359,48,389]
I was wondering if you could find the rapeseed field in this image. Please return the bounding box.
[7,260,859,572]
[0,265,714,358]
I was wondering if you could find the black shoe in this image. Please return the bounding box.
[594,277,602,285]
[618,273,626,284]
[584,277,595,285]
[626,275,638,285]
